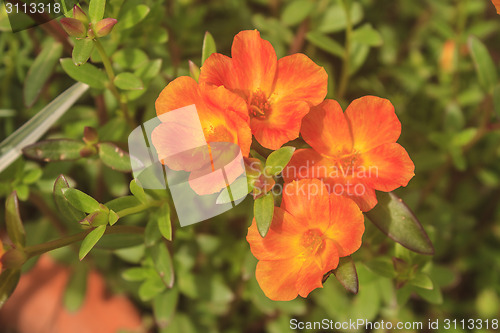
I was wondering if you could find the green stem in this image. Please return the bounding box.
[24,225,144,259]
[337,0,352,100]
[93,39,135,128]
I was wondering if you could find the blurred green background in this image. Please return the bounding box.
[1,0,500,332]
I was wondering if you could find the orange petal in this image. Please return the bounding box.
[344,96,401,153]
[188,142,246,195]
[283,149,379,212]
[251,100,309,150]
[151,124,210,171]
[325,195,365,256]
[155,76,202,116]
[247,208,304,261]
[493,0,500,14]
[199,53,237,90]
[282,148,331,183]
[255,257,303,301]
[154,77,251,158]
[272,53,327,106]
[296,240,339,298]
[202,83,249,123]
[338,184,378,212]
[361,143,415,192]
[281,179,331,232]
[201,85,252,156]
[301,100,353,156]
[231,30,277,96]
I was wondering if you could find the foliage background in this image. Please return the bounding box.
[1,0,500,332]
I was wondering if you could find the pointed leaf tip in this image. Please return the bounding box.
[365,192,434,255]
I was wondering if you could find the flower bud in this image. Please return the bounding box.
[60,17,87,38]
[1,248,27,270]
[189,60,200,82]
[94,18,118,38]
[73,5,88,25]
[82,211,109,227]
[87,26,96,39]
[80,145,97,158]
[83,126,99,145]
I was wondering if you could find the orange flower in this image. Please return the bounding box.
[199,30,328,150]
[152,76,251,195]
[246,179,364,301]
[283,97,415,212]
[493,0,500,14]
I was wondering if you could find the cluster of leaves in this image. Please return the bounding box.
[0,0,500,332]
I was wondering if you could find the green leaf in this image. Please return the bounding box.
[365,192,434,255]
[216,176,249,204]
[0,83,89,174]
[105,195,141,214]
[53,175,86,223]
[95,233,143,249]
[24,40,63,107]
[88,0,106,23]
[130,179,148,203]
[306,32,344,58]
[114,72,144,90]
[117,5,150,30]
[468,36,498,92]
[135,59,162,81]
[349,42,370,75]
[139,274,166,302]
[122,267,156,281]
[145,218,162,247]
[254,193,274,237]
[79,225,106,260]
[5,192,26,248]
[114,244,145,264]
[157,204,172,241]
[108,210,119,225]
[63,265,87,312]
[151,242,174,288]
[364,257,395,278]
[0,269,21,307]
[112,48,149,70]
[22,139,85,162]
[281,0,314,26]
[201,31,217,65]
[451,128,477,147]
[72,38,95,66]
[63,188,101,213]
[411,272,434,290]
[98,142,132,172]
[153,289,179,329]
[415,285,443,304]
[265,146,296,176]
[318,2,363,33]
[332,256,358,294]
[60,58,107,89]
[351,23,383,46]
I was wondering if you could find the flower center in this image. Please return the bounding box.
[334,151,360,177]
[301,229,324,256]
[248,90,270,120]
